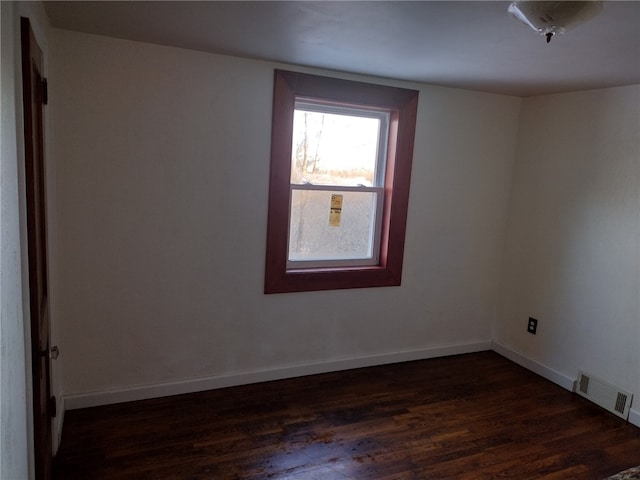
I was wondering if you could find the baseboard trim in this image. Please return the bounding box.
[64,341,492,410]
[629,408,640,428]
[491,341,577,392]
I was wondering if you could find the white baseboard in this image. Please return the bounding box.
[491,341,577,392]
[64,341,492,410]
[629,408,640,428]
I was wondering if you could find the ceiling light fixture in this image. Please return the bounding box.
[508,1,603,43]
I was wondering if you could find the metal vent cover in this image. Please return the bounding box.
[615,393,628,415]
[576,371,633,420]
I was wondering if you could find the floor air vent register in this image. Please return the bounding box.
[576,371,633,420]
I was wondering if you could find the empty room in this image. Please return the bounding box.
[1,1,639,479]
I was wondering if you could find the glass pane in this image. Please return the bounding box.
[289,189,377,262]
[291,109,381,187]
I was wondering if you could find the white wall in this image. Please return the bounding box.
[496,86,640,406]
[1,2,30,477]
[50,29,520,404]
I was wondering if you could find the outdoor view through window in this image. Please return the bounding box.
[288,103,388,268]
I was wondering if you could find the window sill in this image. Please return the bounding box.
[265,263,403,294]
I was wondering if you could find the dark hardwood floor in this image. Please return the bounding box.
[53,351,640,479]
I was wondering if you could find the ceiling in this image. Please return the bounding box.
[44,1,640,97]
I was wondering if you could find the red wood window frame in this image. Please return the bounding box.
[264,70,419,294]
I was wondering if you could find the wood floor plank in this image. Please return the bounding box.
[53,352,640,479]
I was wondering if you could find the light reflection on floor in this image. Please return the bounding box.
[260,431,360,479]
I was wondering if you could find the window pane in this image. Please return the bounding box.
[288,189,378,262]
[291,110,381,187]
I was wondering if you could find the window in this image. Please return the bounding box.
[288,103,388,268]
[265,70,418,294]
